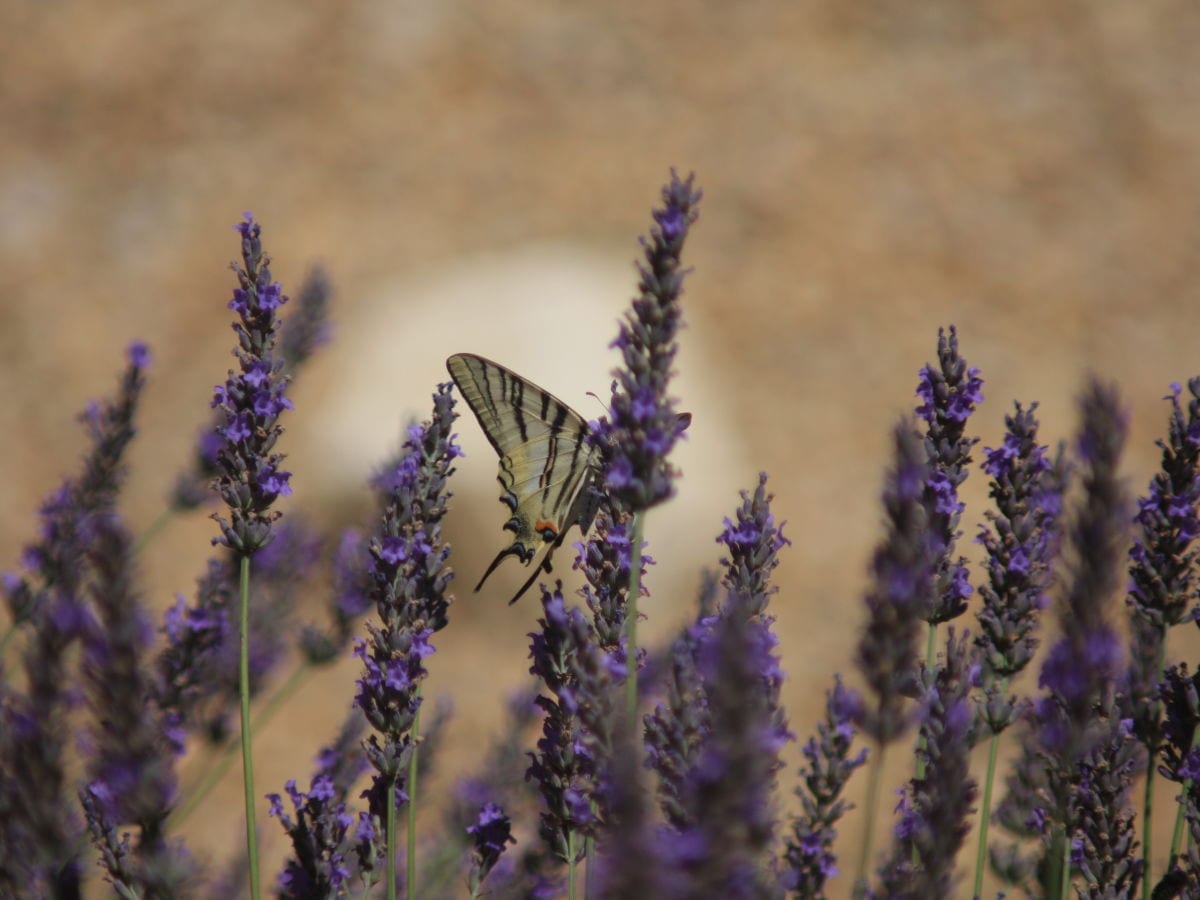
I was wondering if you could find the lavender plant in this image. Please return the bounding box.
[1124,380,1200,894]
[587,170,700,722]
[12,175,1200,900]
[852,421,935,888]
[354,384,459,900]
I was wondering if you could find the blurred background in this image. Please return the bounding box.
[2,1,1199,895]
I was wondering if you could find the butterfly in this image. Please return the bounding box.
[446,353,604,604]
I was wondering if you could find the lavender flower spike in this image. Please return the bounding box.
[82,514,194,896]
[786,676,867,899]
[210,213,294,555]
[878,628,978,900]
[915,325,982,626]
[525,584,616,866]
[666,589,789,898]
[1034,381,1130,892]
[0,341,149,896]
[466,803,516,898]
[354,384,458,891]
[588,170,701,514]
[1126,379,1200,747]
[718,472,791,620]
[174,265,329,512]
[852,421,934,886]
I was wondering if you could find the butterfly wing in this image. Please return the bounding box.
[446,353,602,603]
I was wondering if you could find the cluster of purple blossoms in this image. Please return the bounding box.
[80,515,194,896]
[1126,379,1200,748]
[785,676,867,899]
[465,802,516,896]
[210,214,294,555]
[1072,718,1142,898]
[1024,382,1130,888]
[574,508,645,670]
[268,707,379,896]
[588,171,700,514]
[974,402,1062,733]
[355,384,459,820]
[718,472,790,619]
[915,325,983,626]
[174,264,329,512]
[0,342,149,896]
[300,529,374,665]
[665,589,791,897]
[853,422,934,747]
[525,585,616,861]
[879,628,978,898]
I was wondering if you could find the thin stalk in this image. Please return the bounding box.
[854,741,887,896]
[1142,638,1167,900]
[624,512,645,726]
[568,831,579,900]
[238,554,261,900]
[1169,723,1200,863]
[172,661,315,826]
[0,622,16,663]
[1057,826,1071,900]
[387,770,399,900]
[406,702,421,900]
[584,834,595,898]
[972,722,1004,899]
[132,507,174,556]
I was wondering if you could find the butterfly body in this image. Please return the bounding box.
[446,353,603,603]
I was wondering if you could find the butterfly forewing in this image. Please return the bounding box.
[446,353,602,602]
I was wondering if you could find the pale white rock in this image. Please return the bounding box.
[294,243,753,620]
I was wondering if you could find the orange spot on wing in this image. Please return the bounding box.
[535,519,559,537]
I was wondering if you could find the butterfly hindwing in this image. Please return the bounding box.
[446,353,602,603]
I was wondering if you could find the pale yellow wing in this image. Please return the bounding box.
[446,353,602,602]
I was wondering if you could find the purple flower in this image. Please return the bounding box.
[1028,382,1130,876]
[1125,379,1200,750]
[525,585,616,861]
[915,326,982,625]
[878,629,978,898]
[1072,717,1143,898]
[853,422,934,746]
[355,385,459,826]
[466,802,516,895]
[0,345,147,894]
[587,171,700,513]
[786,676,867,899]
[663,589,790,898]
[300,529,374,665]
[80,515,190,892]
[270,707,376,895]
[209,214,293,554]
[717,472,791,620]
[574,508,645,676]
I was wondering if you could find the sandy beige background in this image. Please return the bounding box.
[3,2,1200,896]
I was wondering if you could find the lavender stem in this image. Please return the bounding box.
[855,741,887,895]
[172,659,316,826]
[1142,639,1166,900]
[406,702,421,900]
[131,507,173,556]
[238,554,262,899]
[914,622,937,785]
[972,691,1005,900]
[387,770,399,900]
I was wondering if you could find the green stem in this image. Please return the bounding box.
[584,834,595,898]
[407,703,421,900]
[1169,723,1200,864]
[624,512,645,727]
[132,507,174,556]
[1057,826,1071,900]
[388,770,398,900]
[568,832,579,900]
[0,622,16,664]
[972,727,1003,899]
[1143,637,1167,900]
[238,554,261,900]
[854,741,887,896]
[172,661,315,826]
